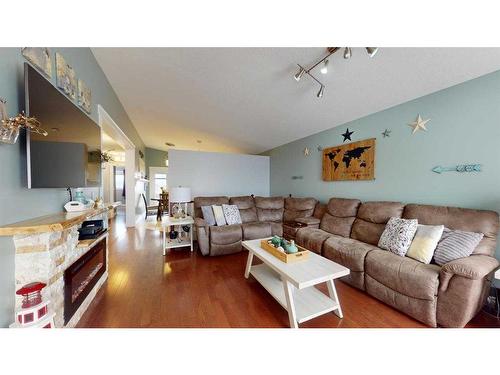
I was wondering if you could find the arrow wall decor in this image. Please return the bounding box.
[432,164,481,174]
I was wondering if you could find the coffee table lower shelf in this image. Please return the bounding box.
[250,264,339,324]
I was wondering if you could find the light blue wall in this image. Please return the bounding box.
[0,48,145,327]
[266,70,500,260]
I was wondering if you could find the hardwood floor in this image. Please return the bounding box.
[77,215,500,328]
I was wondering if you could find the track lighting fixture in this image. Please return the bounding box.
[294,66,305,81]
[293,47,378,99]
[317,85,324,98]
[320,59,329,74]
[365,47,378,58]
[343,47,352,59]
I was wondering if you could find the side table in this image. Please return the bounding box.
[145,216,194,255]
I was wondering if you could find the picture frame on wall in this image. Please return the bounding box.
[21,47,52,78]
[78,79,92,113]
[55,52,77,100]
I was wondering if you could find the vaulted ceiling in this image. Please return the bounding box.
[92,48,500,154]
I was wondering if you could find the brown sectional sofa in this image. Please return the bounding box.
[296,198,500,328]
[193,195,318,256]
[194,194,500,327]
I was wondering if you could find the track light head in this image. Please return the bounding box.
[294,66,305,81]
[320,59,329,74]
[317,85,324,98]
[343,47,352,59]
[366,47,378,58]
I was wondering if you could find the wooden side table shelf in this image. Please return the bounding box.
[145,216,194,255]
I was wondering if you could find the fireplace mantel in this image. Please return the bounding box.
[0,207,110,237]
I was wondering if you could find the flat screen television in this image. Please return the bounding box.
[25,63,101,188]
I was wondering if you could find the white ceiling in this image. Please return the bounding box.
[92,48,500,154]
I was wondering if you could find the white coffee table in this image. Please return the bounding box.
[144,216,194,255]
[243,238,349,328]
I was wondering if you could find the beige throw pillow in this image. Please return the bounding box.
[406,224,444,264]
[211,205,227,226]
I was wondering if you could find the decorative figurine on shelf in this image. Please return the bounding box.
[11,282,55,328]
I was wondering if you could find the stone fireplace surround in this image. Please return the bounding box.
[0,208,110,328]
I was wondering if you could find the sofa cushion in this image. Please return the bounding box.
[255,196,284,222]
[283,197,316,221]
[378,217,418,256]
[209,224,242,245]
[406,224,444,264]
[270,222,283,237]
[296,228,332,254]
[320,214,356,238]
[241,222,272,240]
[323,235,379,272]
[365,249,441,301]
[194,196,229,218]
[222,204,242,225]
[403,204,499,256]
[327,197,361,217]
[433,228,484,266]
[201,206,216,226]
[351,201,404,245]
[212,205,227,226]
[229,196,258,223]
[319,198,361,238]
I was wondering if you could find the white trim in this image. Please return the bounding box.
[98,105,134,150]
[98,105,139,227]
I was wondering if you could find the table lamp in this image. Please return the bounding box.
[169,186,191,218]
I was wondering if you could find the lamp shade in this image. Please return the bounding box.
[169,187,191,203]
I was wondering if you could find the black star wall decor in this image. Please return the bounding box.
[382,129,391,138]
[341,128,354,142]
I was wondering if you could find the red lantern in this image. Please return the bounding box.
[12,282,55,328]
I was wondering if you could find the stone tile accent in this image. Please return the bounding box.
[13,213,108,328]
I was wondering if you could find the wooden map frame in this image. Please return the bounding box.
[322,138,375,181]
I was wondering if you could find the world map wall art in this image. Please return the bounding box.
[322,138,375,181]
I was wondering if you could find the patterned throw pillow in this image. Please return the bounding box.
[222,204,242,225]
[433,228,483,266]
[378,217,418,256]
[211,205,227,226]
[406,224,444,264]
[201,206,216,226]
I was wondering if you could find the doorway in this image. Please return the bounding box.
[98,105,144,227]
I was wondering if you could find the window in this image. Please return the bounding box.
[154,173,167,198]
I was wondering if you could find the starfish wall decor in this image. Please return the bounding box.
[382,129,391,138]
[408,115,430,134]
[341,128,354,142]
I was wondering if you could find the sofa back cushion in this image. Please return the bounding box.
[351,201,404,245]
[229,196,257,223]
[254,196,284,222]
[194,196,229,219]
[403,204,499,256]
[320,198,361,237]
[283,197,317,221]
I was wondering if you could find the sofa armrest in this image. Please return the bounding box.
[194,217,208,229]
[441,255,499,280]
[194,218,210,256]
[295,217,320,226]
[439,255,499,292]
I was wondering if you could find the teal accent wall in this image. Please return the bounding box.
[0,47,145,326]
[266,70,500,261]
[145,147,168,200]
